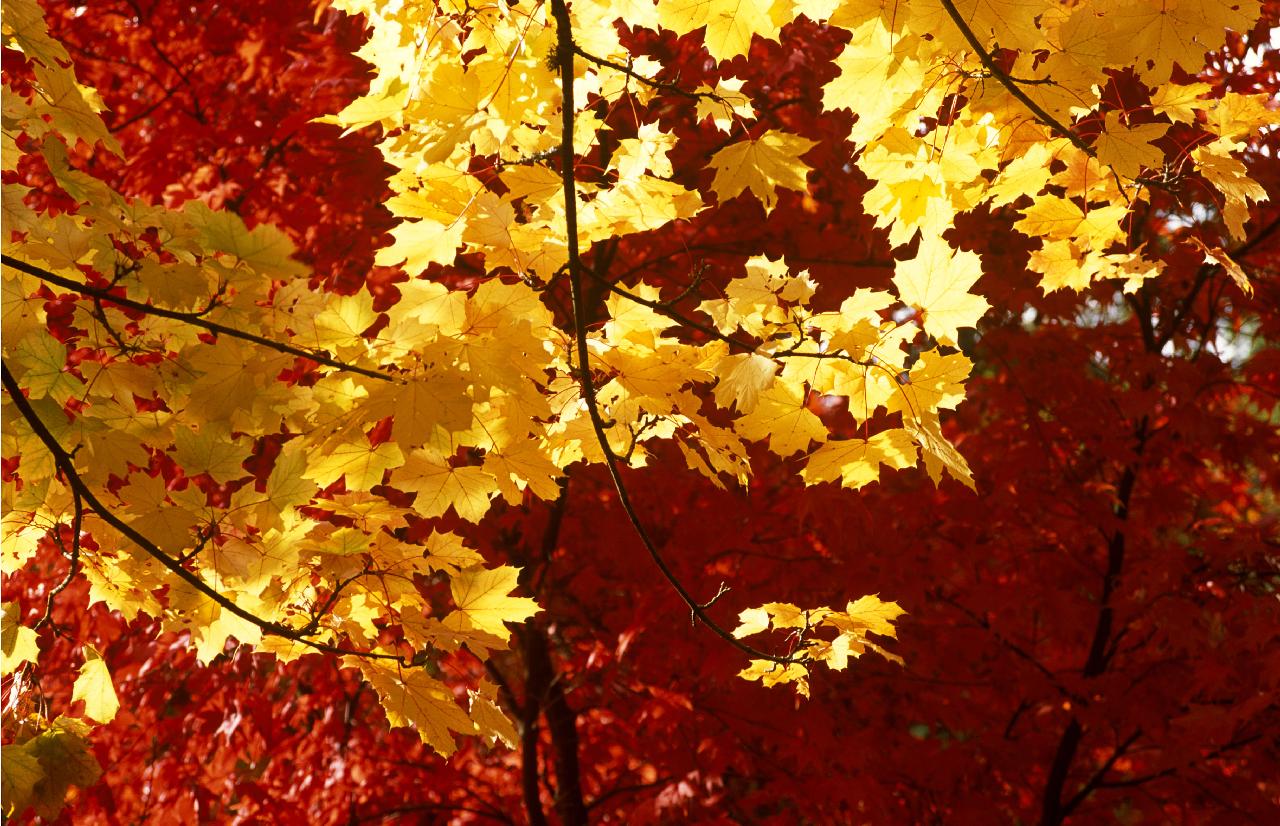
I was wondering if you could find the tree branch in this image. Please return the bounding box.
[1156,213,1280,350]
[35,489,83,634]
[1060,729,1143,818]
[2,362,403,663]
[1040,418,1149,826]
[546,0,800,666]
[937,0,1094,158]
[2,255,393,383]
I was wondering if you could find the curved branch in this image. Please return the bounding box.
[938,0,1094,158]
[547,0,800,666]
[35,489,83,633]
[2,255,393,383]
[2,362,403,663]
[587,269,888,374]
[1156,213,1280,349]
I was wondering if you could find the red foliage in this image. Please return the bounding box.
[4,1,1279,824]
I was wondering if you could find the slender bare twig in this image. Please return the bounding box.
[35,490,84,634]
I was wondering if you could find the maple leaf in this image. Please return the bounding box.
[712,352,778,414]
[707,130,817,214]
[302,441,404,491]
[18,718,102,820]
[70,646,119,724]
[892,237,989,346]
[1185,237,1252,297]
[1191,139,1270,240]
[734,382,829,457]
[800,429,917,490]
[469,680,519,749]
[657,0,789,62]
[738,659,810,697]
[422,531,484,575]
[351,658,475,757]
[394,450,496,523]
[1,603,39,675]
[1,744,43,819]
[444,565,541,639]
[1095,113,1168,180]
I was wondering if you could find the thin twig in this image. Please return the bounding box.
[35,490,84,634]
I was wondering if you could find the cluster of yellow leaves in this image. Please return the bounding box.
[2,0,543,780]
[315,0,1273,699]
[733,594,907,697]
[2,609,109,819]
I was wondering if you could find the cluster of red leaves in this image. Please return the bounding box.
[4,1,1280,823]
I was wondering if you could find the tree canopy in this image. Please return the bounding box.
[2,0,1279,822]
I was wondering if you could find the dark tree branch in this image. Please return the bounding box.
[572,46,707,101]
[35,489,84,634]
[938,0,1095,158]
[1156,213,1280,350]
[1096,734,1262,790]
[2,362,403,664]
[547,0,803,667]
[2,255,393,383]
[941,595,1088,707]
[1040,418,1149,826]
[1060,729,1144,818]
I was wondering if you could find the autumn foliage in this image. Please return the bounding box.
[3,0,1280,823]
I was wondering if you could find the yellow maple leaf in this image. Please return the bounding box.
[734,381,828,457]
[1,603,39,675]
[421,531,484,575]
[173,425,246,484]
[731,607,772,638]
[707,130,817,214]
[712,352,778,414]
[1149,82,1213,124]
[71,646,118,724]
[444,565,540,639]
[374,217,465,275]
[822,20,925,146]
[302,440,404,490]
[823,594,906,638]
[695,77,754,132]
[657,0,789,62]
[1186,237,1252,297]
[905,412,975,490]
[738,659,810,696]
[1095,113,1168,180]
[2,742,43,819]
[1029,239,1090,293]
[1191,139,1270,241]
[394,450,495,523]
[351,658,475,757]
[800,429,916,490]
[891,236,988,346]
[469,680,518,749]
